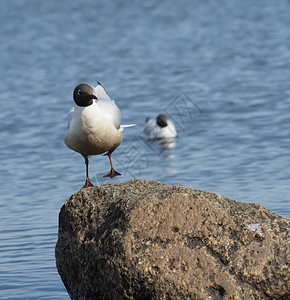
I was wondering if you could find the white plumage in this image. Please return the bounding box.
[64,84,123,156]
[64,82,134,187]
[144,114,177,140]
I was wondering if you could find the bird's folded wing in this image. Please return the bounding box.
[67,107,74,129]
[97,99,121,129]
[93,83,122,129]
[93,83,111,101]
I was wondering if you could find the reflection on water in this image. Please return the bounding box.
[155,137,177,149]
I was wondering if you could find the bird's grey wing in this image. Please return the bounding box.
[67,107,74,129]
[98,99,121,129]
[93,82,121,129]
[93,82,111,101]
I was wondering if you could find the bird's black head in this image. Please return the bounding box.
[73,84,97,107]
[156,114,168,128]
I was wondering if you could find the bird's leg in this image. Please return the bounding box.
[103,151,121,178]
[82,156,94,188]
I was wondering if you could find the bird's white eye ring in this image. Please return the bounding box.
[77,90,82,95]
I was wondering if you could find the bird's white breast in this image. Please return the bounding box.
[64,102,123,156]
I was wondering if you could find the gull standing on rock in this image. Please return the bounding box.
[64,82,134,188]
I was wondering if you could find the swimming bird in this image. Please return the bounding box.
[144,114,177,140]
[64,82,133,188]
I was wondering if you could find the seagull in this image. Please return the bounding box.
[144,114,177,140]
[64,82,134,188]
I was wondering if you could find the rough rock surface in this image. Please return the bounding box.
[55,179,290,300]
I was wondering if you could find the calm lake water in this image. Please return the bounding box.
[0,0,289,298]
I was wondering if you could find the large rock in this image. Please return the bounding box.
[55,179,289,299]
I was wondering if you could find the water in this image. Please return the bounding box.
[0,0,289,298]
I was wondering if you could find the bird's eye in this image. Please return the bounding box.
[77,90,82,95]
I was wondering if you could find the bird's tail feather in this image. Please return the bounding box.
[119,124,136,132]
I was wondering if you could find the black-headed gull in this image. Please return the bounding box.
[64,82,134,188]
[144,114,177,140]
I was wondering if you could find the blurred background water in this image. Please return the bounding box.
[0,0,289,298]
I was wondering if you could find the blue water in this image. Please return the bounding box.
[0,0,289,298]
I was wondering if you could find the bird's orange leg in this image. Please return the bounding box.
[82,156,94,188]
[103,152,121,178]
